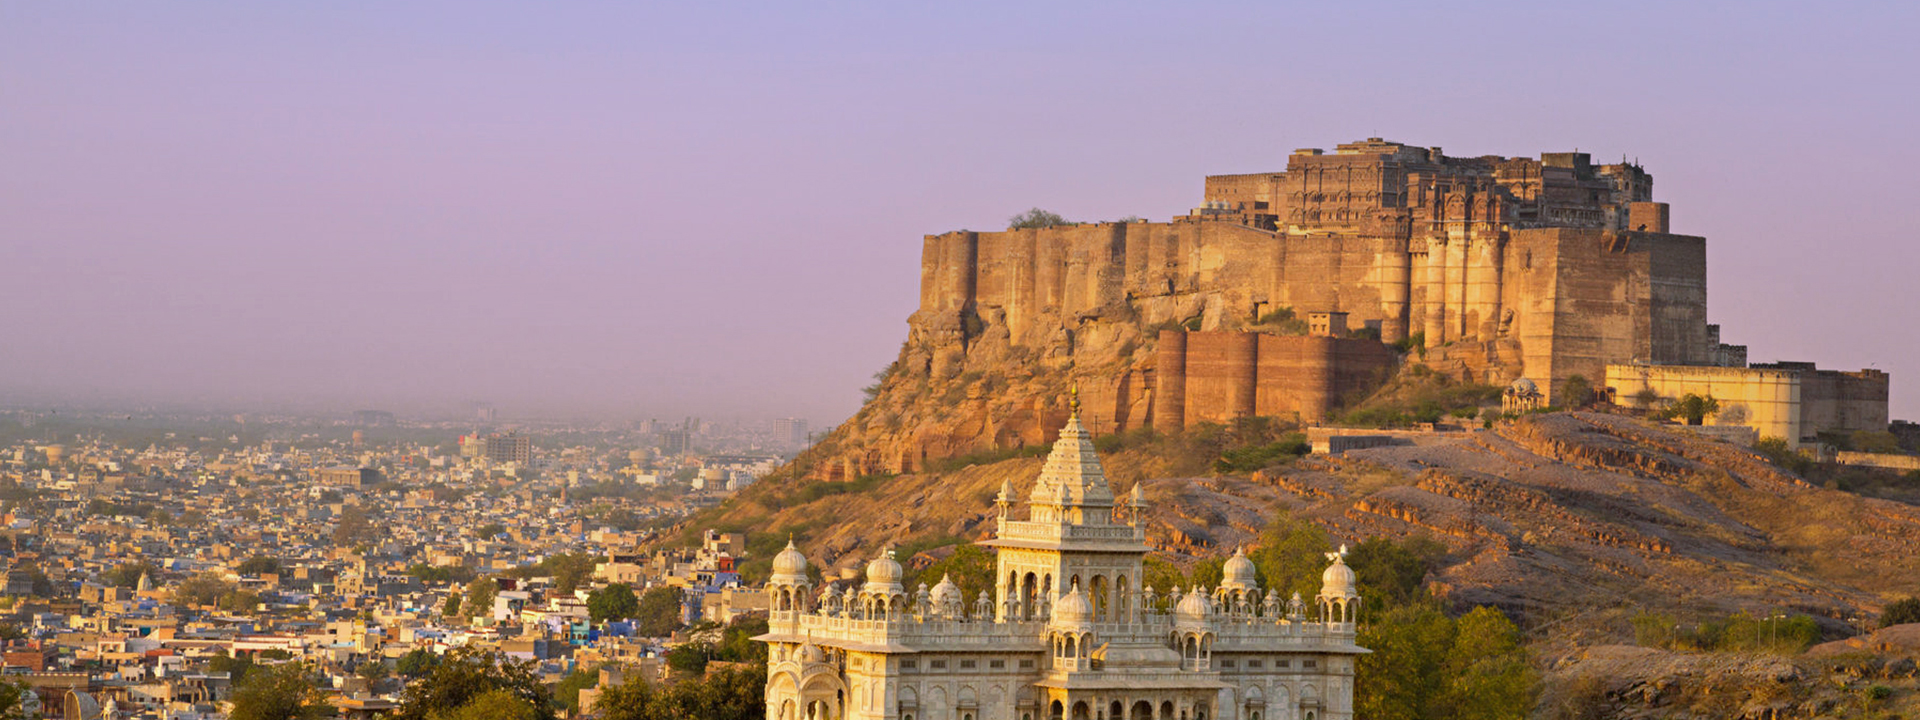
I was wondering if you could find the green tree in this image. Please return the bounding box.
[333,505,380,547]
[1346,536,1446,609]
[1141,555,1186,600]
[209,652,258,684]
[1560,374,1595,408]
[554,666,600,713]
[716,617,769,664]
[104,560,158,588]
[428,687,540,720]
[1882,597,1920,628]
[395,647,555,720]
[396,648,440,678]
[505,552,596,594]
[596,663,765,720]
[1356,604,1537,720]
[237,556,281,576]
[442,592,463,618]
[175,572,236,607]
[0,677,36,720]
[1440,607,1539,720]
[219,589,262,612]
[665,643,713,674]
[463,578,498,620]
[358,659,391,682]
[1662,393,1721,425]
[1008,208,1070,230]
[904,544,996,603]
[23,567,52,597]
[229,662,326,720]
[1247,511,1332,599]
[473,523,505,539]
[1852,430,1903,454]
[1189,557,1226,590]
[634,586,684,636]
[589,583,641,623]
[1357,604,1455,720]
[1755,436,1816,475]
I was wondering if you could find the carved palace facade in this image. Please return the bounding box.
[757,410,1367,720]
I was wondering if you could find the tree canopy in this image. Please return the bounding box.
[229,662,327,720]
[104,560,157,588]
[595,663,765,720]
[1008,208,1070,230]
[633,586,685,636]
[175,572,235,607]
[237,556,282,576]
[394,647,555,720]
[588,583,640,623]
[463,578,498,620]
[1357,605,1537,720]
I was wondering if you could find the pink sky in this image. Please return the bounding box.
[3,2,1916,424]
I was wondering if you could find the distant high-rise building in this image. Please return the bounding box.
[485,432,532,464]
[774,417,809,446]
[660,429,690,457]
[476,405,497,423]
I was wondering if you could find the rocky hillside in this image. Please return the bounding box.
[678,407,1920,716]
[699,411,1920,627]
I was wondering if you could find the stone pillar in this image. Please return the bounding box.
[1446,224,1470,342]
[1153,329,1188,431]
[1423,240,1446,344]
[1227,332,1259,419]
[1465,235,1505,342]
[1379,241,1411,344]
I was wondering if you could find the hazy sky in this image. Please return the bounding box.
[4,2,1916,423]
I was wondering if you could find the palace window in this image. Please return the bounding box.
[989,660,1006,669]
[1019,659,1035,669]
[959,659,977,669]
[930,660,947,669]
[1274,660,1289,668]
[901,660,917,670]
[1303,659,1318,669]
[1246,659,1262,668]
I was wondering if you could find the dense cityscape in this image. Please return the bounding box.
[0,407,812,719]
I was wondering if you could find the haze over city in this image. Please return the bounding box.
[4,2,1915,422]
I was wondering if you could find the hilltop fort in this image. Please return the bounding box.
[827,139,1886,478]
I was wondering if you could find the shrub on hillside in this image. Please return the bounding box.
[1881,597,1920,628]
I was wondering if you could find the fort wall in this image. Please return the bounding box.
[1154,330,1398,427]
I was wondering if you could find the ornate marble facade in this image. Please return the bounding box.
[757,410,1366,720]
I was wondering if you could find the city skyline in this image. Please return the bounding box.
[4,2,1916,422]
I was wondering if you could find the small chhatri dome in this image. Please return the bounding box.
[930,573,963,606]
[771,539,810,582]
[1222,546,1257,590]
[1052,587,1093,627]
[864,549,903,588]
[1510,377,1539,395]
[1175,586,1211,626]
[1320,544,1358,599]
